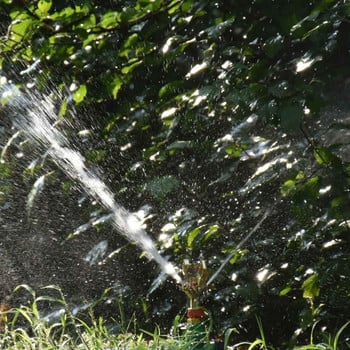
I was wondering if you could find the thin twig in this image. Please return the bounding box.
[206,209,271,286]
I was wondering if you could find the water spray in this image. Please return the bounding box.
[0,81,182,285]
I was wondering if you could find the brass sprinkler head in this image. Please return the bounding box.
[181,259,209,309]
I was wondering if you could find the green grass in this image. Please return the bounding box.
[0,285,202,349]
[294,320,350,350]
[1,285,349,349]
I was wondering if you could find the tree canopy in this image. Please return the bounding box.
[1,0,350,347]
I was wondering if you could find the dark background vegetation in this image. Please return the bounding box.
[1,0,350,348]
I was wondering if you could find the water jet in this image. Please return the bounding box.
[0,81,182,287]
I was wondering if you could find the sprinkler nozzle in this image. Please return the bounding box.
[181,259,208,309]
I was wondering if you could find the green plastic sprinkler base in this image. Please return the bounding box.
[185,324,217,349]
[184,313,222,350]
[185,322,214,350]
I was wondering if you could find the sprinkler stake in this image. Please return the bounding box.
[181,260,222,350]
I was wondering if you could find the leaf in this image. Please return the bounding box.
[313,146,336,166]
[119,7,138,23]
[158,80,183,99]
[73,84,87,104]
[187,227,202,249]
[51,5,89,23]
[302,274,320,299]
[110,76,123,99]
[137,0,162,11]
[100,11,120,29]
[37,0,52,15]
[279,285,292,296]
[86,149,107,163]
[166,140,192,150]
[280,102,303,131]
[168,0,183,14]
[269,81,291,98]
[225,144,243,158]
[121,60,142,74]
[263,34,284,58]
[204,224,219,241]
[13,18,33,36]
[303,176,320,199]
[302,21,331,41]
[281,179,296,197]
[205,17,236,39]
[58,98,67,118]
[181,0,193,12]
[81,13,96,28]
[124,33,138,49]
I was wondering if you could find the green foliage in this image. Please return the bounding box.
[302,274,320,299]
[2,285,349,349]
[1,0,350,348]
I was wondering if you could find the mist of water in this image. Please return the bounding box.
[0,82,182,284]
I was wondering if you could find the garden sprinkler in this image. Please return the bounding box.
[179,213,271,349]
[181,259,222,350]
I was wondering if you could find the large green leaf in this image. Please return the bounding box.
[280,102,304,131]
[37,0,52,16]
[302,274,320,299]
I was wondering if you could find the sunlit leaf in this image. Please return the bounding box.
[121,60,142,74]
[123,33,138,50]
[58,98,68,118]
[168,0,183,14]
[225,144,244,158]
[110,76,123,99]
[204,224,219,241]
[158,80,183,99]
[37,0,52,15]
[302,274,320,299]
[313,146,336,166]
[73,84,87,104]
[137,0,162,11]
[80,13,96,28]
[281,179,296,197]
[279,285,292,296]
[100,11,120,29]
[187,227,202,249]
[13,18,33,36]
